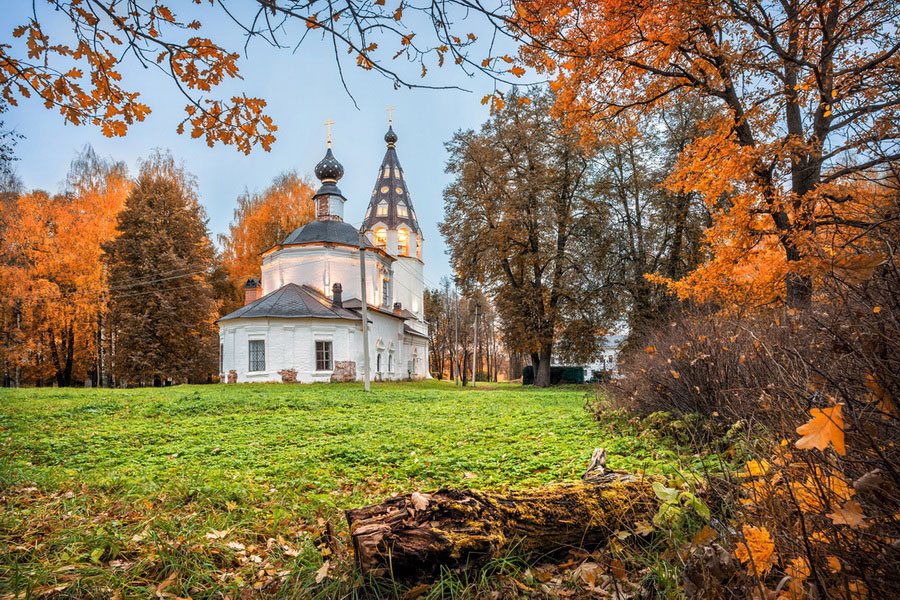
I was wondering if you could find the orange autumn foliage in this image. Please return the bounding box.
[514,0,900,306]
[734,525,777,577]
[1,2,275,154]
[0,148,130,385]
[219,171,315,294]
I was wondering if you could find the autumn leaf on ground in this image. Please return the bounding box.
[734,525,776,577]
[692,525,717,546]
[795,404,845,455]
[155,572,178,598]
[315,560,331,583]
[827,500,868,529]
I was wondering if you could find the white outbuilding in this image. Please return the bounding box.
[217,124,430,383]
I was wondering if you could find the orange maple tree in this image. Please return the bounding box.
[513,0,900,306]
[0,147,130,385]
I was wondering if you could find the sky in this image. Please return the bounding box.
[2,3,518,286]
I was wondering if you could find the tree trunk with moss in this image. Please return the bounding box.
[345,449,660,579]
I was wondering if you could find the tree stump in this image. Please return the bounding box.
[345,449,661,579]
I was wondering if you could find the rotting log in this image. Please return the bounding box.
[345,449,662,579]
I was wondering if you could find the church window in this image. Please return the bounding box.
[249,340,265,372]
[395,187,403,194]
[388,353,394,372]
[397,205,408,217]
[384,167,390,178]
[376,203,388,216]
[374,227,387,250]
[394,168,401,178]
[376,353,383,373]
[381,186,389,194]
[382,277,390,305]
[315,341,333,371]
[397,228,409,256]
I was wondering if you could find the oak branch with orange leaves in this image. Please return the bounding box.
[0,0,523,154]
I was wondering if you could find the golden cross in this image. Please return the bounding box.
[386,106,394,124]
[324,119,334,147]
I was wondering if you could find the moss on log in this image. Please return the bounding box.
[345,449,661,579]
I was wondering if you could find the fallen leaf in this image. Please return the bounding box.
[155,572,177,598]
[634,520,654,536]
[205,529,231,540]
[226,541,246,551]
[692,525,718,546]
[827,500,868,529]
[826,556,842,572]
[315,560,330,584]
[609,558,626,579]
[410,492,431,511]
[795,404,845,455]
[402,584,430,599]
[853,469,883,493]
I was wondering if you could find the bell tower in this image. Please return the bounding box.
[361,119,425,319]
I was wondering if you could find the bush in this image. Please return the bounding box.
[603,263,900,597]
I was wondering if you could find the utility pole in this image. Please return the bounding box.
[359,232,371,392]
[454,280,459,385]
[472,301,478,388]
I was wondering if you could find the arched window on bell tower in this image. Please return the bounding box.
[374,227,387,251]
[397,228,409,256]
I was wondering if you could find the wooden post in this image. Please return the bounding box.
[359,232,371,392]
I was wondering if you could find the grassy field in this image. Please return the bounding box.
[0,381,711,599]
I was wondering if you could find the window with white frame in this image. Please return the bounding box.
[248,340,265,371]
[315,341,333,371]
[376,203,388,216]
[376,352,383,373]
[388,353,393,372]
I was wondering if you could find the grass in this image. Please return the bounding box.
[0,381,714,599]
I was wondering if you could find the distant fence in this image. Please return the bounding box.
[522,366,585,385]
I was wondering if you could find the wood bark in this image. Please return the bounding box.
[345,449,661,579]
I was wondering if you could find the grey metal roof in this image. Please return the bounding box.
[342,297,408,320]
[361,126,421,234]
[218,283,362,322]
[281,220,377,249]
[403,324,429,339]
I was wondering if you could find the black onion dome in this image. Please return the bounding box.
[384,125,398,146]
[314,147,344,182]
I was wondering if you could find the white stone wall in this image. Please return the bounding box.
[219,312,430,383]
[392,256,425,319]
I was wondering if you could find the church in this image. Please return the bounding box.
[217,122,430,383]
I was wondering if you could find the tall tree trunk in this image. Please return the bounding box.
[533,343,552,387]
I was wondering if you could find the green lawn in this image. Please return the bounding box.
[0,381,705,598]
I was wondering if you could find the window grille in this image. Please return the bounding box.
[249,340,265,371]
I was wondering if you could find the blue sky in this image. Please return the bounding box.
[2,3,517,285]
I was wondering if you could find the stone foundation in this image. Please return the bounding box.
[331,361,356,383]
[279,368,298,383]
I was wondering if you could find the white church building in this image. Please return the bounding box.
[217,124,430,383]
